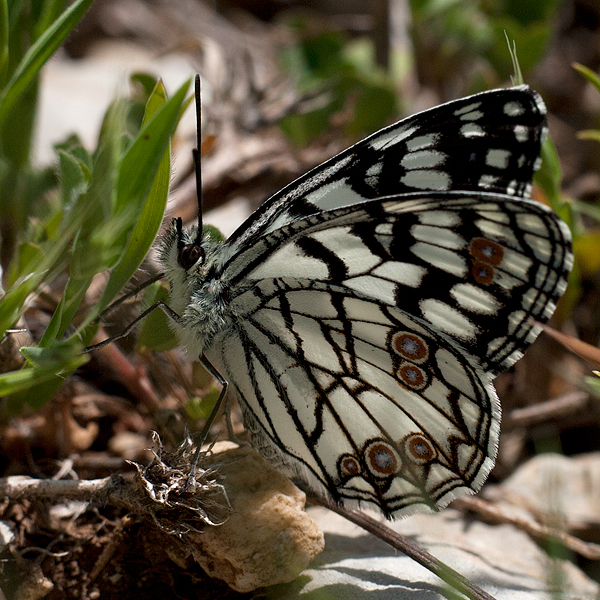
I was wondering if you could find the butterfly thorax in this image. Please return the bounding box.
[159,221,232,358]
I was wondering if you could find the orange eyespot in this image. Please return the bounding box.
[392,332,429,363]
[470,238,504,265]
[404,434,437,464]
[397,364,428,390]
[339,455,361,478]
[472,261,495,285]
[364,440,400,477]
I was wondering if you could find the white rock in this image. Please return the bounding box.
[265,506,599,599]
[502,452,600,524]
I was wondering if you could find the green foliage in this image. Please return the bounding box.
[185,387,220,421]
[202,224,225,243]
[279,30,397,145]
[535,136,580,320]
[534,60,600,322]
[573,63,600,142]
[409,0,560,92]
[0,0,94,167]
[586,373,600,399]
[279,2,560,145]
[0,19,191,410]
[135,281,179,353]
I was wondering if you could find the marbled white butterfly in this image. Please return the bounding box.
[160,83,572,518]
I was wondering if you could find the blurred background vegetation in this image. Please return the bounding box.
[1,0,600,597]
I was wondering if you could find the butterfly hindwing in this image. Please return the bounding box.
[206,283,499,516]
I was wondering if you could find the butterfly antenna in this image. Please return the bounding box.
[177,75,205,271]
[193,74,203,245]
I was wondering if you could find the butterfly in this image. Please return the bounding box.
[158,83,573,519]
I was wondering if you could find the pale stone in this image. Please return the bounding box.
[266,507,599,599]
[502,452,600,523]
[166,442,324,592]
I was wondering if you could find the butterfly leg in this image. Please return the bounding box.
[82,300,180,353]
[197,354,228,445]
[186,354,230,474]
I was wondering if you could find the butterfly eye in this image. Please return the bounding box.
[179,243,204,270]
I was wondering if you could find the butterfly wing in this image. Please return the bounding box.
[225,85,547,253]
[207,287,498,516]
[221,192,572,377]
[204,192,572,516]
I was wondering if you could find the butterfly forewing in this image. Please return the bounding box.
[225,85,547,255]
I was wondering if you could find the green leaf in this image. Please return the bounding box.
[573,230,600,277]
[577,130,600,143]
[68,104,126,279]
[500,0,559,26]
[0,352,88,407]
[92,79,190,318]
[573,62,600,93]
[279,102,337,146]
[0,232,72,337]
[0,0,8,82]
[505,33,523,85]
[7,241,43,283]
[21,339,83,369]
[185,389,220,421]
[38,274,93,347]
[535,137,563,212]
[33,0,70,41]
[58,148,89,206]
[0,0,95,126]
[130,72,159,99]
[115,79,190,216]
[202,224,224,243]
[345,82,396,136]
[0,338,87,408]
[585,374,600,400]
[0,63,38,165]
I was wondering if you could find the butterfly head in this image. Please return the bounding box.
[158,217,229,356]
[159,218,220,287]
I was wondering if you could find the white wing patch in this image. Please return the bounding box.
[401,170,451,190]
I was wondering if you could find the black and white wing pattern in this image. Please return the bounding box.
[160,85,573,518]
[203,192,571,515]
[225,85,548,253]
